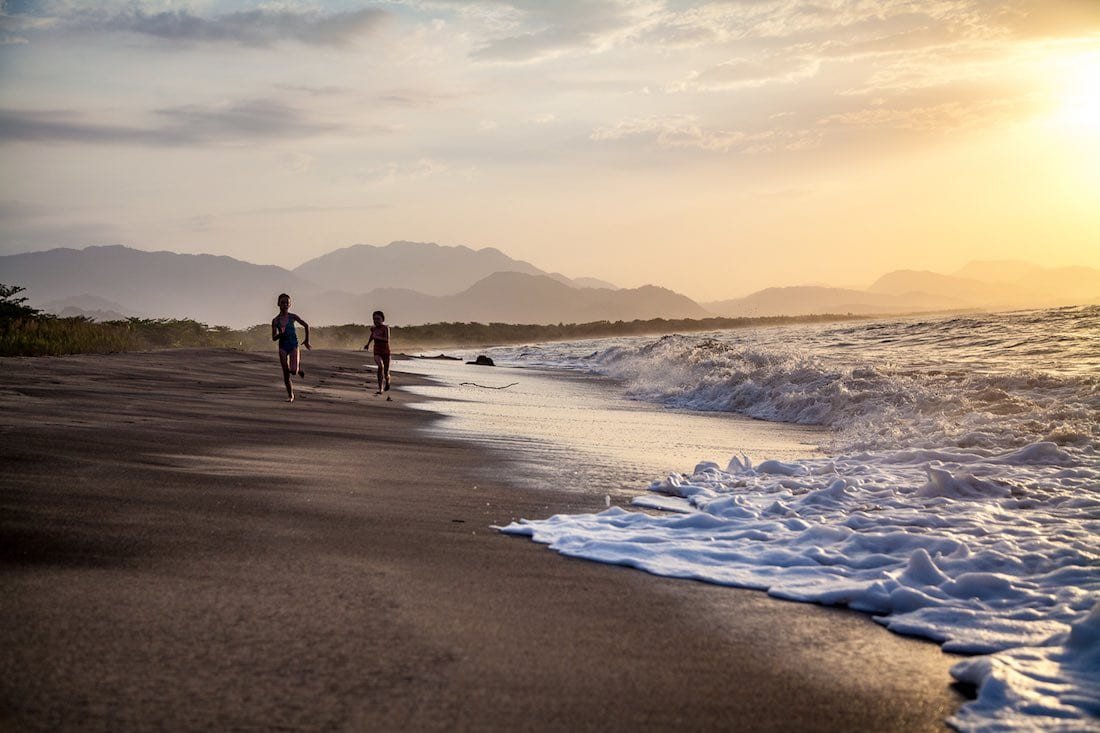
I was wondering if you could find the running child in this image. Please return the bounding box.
[272,293,311,402]
[363,310,391,395]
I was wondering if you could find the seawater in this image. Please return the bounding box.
[410,306,1099,732]
[400,360,825,498]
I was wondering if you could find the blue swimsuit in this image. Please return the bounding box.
[278,316,298,352]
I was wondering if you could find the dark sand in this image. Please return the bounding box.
[1,349,963,731]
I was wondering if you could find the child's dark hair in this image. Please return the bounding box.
[372,310,385,321]
[278,293,290,302]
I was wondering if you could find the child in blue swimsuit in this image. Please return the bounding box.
[271,293,311,402]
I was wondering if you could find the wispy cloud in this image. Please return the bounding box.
[358,157,456,186]
[0,99,348,147]
[683,56,822,91]
[152,99,342,141]
[1000,0,1100,38]
[469,0,645,62]
[820,87,1040,133]
[590,114,821,154]
[0,5,40,45]
[185,203,391,232]
[9,5,391,47]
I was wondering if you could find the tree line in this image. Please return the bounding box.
[1,283,868,357]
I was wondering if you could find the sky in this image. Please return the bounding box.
[1,0,1098,301]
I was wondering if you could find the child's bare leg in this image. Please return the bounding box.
[374,355,384,393]
[383,355,392,390]
[288,348,303,378]
[279,350,294,401]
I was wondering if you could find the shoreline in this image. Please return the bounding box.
[397,357,828,501]
[1,348,964,730]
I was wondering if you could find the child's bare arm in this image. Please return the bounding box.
[271,318,280,341]
[295,315,311,349]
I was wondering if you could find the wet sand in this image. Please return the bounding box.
[1,349,963,731]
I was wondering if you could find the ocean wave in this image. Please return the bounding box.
[590,330,1099,455]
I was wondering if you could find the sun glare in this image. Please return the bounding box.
[1049,50,1100,133]
[1034,47,1100,195]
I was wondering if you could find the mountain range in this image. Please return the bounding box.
[703,262,1100,317]
[0,242,700,327]
[1,242,1097,328]
[296,241,617,296]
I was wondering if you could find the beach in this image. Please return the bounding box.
[1,348,964,730]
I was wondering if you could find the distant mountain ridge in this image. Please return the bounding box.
[3,244,1096,327]
[41,294,137,322]
[704,285,962,318]
[705,260,1100,317]
[306,272,705,326]
[293,241,616,296]
[0,243,686,328]
[0,245,307,328]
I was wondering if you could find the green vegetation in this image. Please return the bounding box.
[0,284,41,319]
[0,315,257,357]
[1,282,869,357]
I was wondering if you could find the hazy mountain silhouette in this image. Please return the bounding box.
[954,260,1100,304]
[4,244,1096,327]
[438,272,704,323]
[954,260,1044,284]
[869,265,1100,310]
[704,286,965,318]
[0,244,688,327]
[867,270,1010,303]
[294,241,613,296]
[1,245,309,327]
[547,273,620,290]
[306,272,705,326]
[706,262,1099,317]
[40,294,138,321]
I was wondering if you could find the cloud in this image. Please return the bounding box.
[639,0,1100,61]
[152,99,341,141]
[355,156,479,187]
[276,84,355,98]
[999,0,1100,38]
[821,102,992,132]
[374,88,465,109]
[0,0,51,44]
[0,99,347,147]
[590,114,821,154]
[15,6,391,47]
[641,0,1092,147]
[819,83,1041,133]
[226,203,391,218]
[0,109,149,146]
[686,56,821,90]
[468,0,644,62]
[184,203,390,232]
